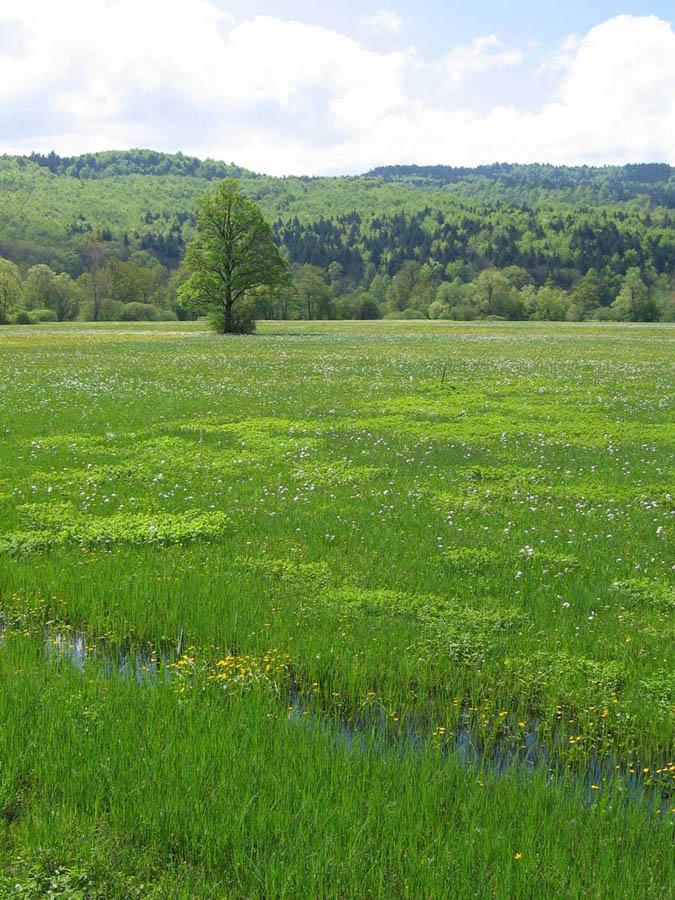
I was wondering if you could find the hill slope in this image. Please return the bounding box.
[0,151,673,311]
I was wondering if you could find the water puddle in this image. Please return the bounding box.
[45,630,164,683]
[286,691,673,814]
[4,623,673,815]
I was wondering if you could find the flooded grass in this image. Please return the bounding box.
[0,320,673,897]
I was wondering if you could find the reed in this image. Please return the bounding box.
[0,320,673,897]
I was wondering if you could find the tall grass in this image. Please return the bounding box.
[1,635,673,899]
[0,320,673,896]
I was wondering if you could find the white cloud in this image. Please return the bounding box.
[361,9,405,36]
[0,5,673,174]
[440,34,524,89]
[537,34,581,75]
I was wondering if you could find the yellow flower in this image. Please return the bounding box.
[514,853,522,860]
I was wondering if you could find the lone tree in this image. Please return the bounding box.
[179,179,289,333]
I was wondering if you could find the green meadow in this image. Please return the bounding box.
[0,320,673,898]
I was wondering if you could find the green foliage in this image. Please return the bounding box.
[179,180,288,333]
[0,320,673,897]
[293,264,333,319]
[30,308,58,323]
[27,147,250,180]
[365,162,675,202]
[0,851,154,900]
[1,152,674,323]
[5,861,95,899]
[119,302,161,321]
[612,268,659,321]
[358,296,380,319]
[207,300,257,334]
[22,264,55,310]
[22,266,80,320]
[0,508,231,555]
[0,266,21,323]
[80,298,124,321]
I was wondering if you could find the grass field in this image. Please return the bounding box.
[0,320,673,898]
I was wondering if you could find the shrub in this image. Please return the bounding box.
[439,304,477,321]
[119,302,161,321]
[80,298,124,321]
[658,291,675,322]
[334,296,360,319]
[208,300,257,334]
[359,298,381,320]
[13,310,32,324]
[30,308,58,322]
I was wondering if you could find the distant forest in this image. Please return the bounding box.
[0,149,673,323]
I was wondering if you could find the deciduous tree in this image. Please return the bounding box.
[0,268,21,323]
[178,180,288,333]
[611,268,658,321]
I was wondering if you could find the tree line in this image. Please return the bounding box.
[2,234,673,327]
[3,246,671,326]
[0,240,182,325]
[255,259,670,323]
[0,151,674,324]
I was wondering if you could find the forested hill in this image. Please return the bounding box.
[1,149,674,323]
[365,163,675,206]
[22,150,675,203]
[26,149,252,181]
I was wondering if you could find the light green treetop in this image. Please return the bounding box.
[178,179,289,333]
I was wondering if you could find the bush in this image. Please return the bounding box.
[209,299,257,334]
[80,298,124,321]
[119,302,161,321]
[334,296,360,319]
[359,298,381,320]
[30,308,58,322]
[13,310,32,324]
[440,304,477,321]
[660,295,675,322]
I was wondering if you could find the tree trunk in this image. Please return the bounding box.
[224,284,234,333]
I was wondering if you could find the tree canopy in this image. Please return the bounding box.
[178,180,289,333]
[1,150,675,324]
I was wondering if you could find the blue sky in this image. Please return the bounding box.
[1,1,674,174]
[216,0,674,50]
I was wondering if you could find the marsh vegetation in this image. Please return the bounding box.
[0,319,673,898]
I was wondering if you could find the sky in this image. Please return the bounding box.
[1,0,674,175]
